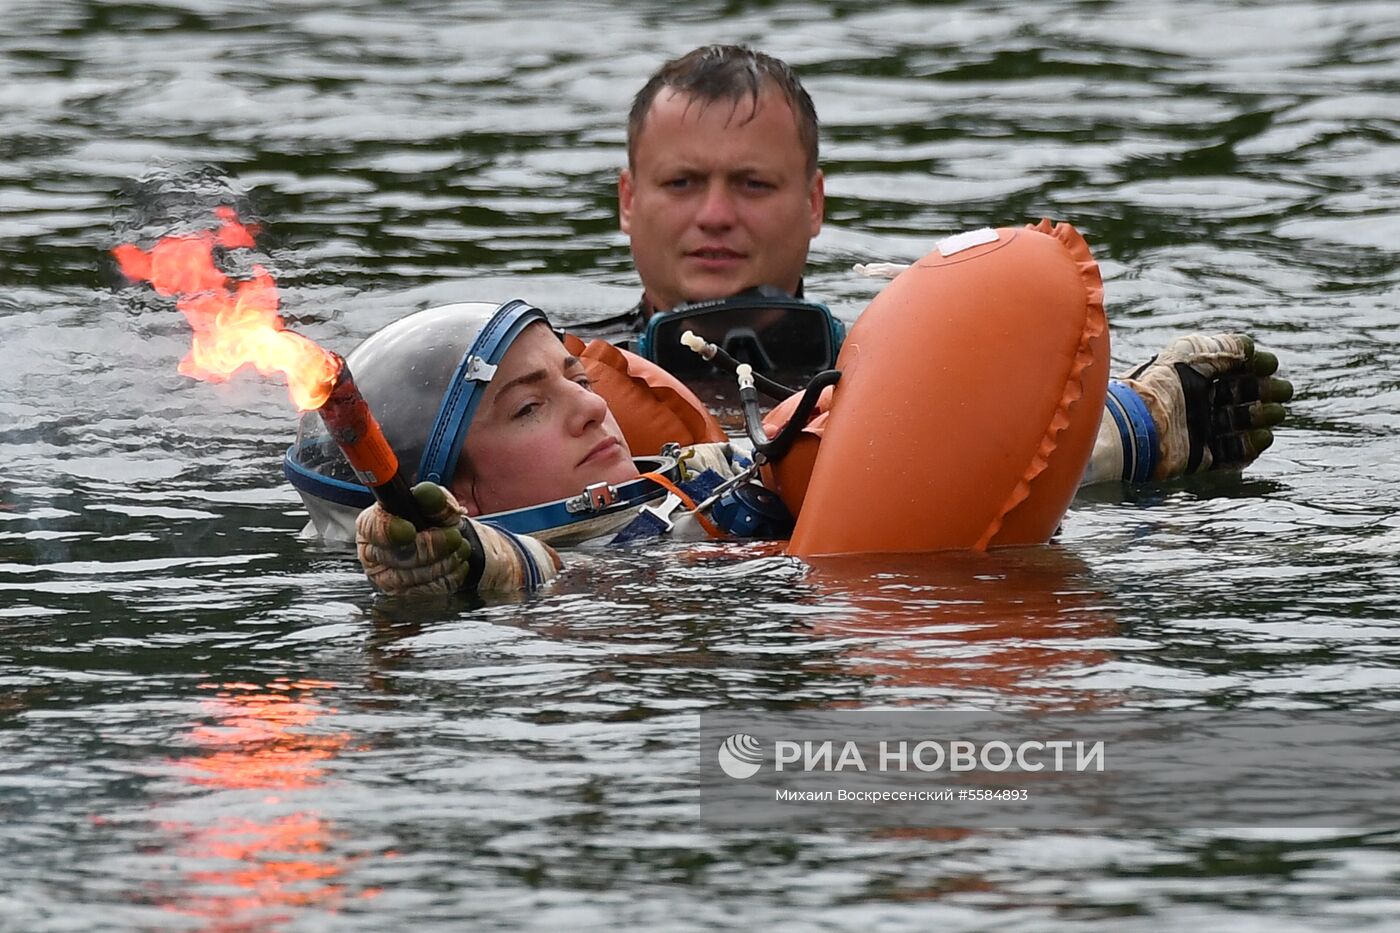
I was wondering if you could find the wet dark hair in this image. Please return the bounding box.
[627,45,819,177]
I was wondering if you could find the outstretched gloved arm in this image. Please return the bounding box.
[1081,333,1292,486]
[355,482,561,595]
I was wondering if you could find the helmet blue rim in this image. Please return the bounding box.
[418,298,547,486]
[282,447,678,537]
[480,455,678,535]
[283,449,375,509]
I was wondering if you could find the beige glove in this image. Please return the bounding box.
[356,482,560,595]
[1119,333,1291,480]
[679,442,747,481]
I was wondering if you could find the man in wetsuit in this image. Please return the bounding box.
[590,44,1290,483]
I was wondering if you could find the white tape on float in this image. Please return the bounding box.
[936,227,999,257]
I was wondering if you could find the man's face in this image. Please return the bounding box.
[454,323,637,516]
[619,86,824,313]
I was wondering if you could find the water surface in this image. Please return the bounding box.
[2,1,1399,929]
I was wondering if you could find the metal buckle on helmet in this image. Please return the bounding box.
[565,481,618,514]
[463,355,497,382]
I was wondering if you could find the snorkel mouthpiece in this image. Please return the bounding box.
[735,362,755,391]
[681,329,713,360]
[316,353,431,530]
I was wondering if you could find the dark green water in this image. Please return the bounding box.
[2,1,1398,929]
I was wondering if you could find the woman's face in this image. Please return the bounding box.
[453,322,637,515]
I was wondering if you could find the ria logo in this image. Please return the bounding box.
[716,733,763,779]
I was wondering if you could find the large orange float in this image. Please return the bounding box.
[784,219,1108,556]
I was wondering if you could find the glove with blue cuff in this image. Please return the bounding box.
[1105,333,1291,482]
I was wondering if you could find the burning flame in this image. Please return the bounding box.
[113,206,339,410]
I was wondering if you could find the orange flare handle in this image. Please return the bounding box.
[318,358,430,530]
